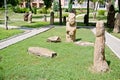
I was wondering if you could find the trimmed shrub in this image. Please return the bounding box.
[98,10,106,15]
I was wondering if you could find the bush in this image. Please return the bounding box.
[32,7,37,14]
[98,10,106,15]
[13,6,30,13]
[37,7,51,14]
[13,6,21,13]
[64,9,68,12]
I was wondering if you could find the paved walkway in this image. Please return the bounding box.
[91,28,120,59]
[0,25,53,50]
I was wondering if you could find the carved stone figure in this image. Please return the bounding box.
[50,12,54,25]
[28,11,32,23]
[24,12,29,21]
[66,13,76,42]
[113,13,120,33]
[28,47,57,58]
[43,15,47,22]
[93,21,109,72]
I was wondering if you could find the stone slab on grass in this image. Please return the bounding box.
[28,47,57,58]
[75,41,94,46]
[47,36,61,42]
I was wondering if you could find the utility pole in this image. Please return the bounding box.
[4,0,8,30]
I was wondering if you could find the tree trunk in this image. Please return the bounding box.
[93,2,99,20]
[59,0,62,25]
[86,0,89,26]
[107,5,115,28]
[118,0,120,13]
[113,13,120,33]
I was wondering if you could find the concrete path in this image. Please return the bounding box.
[0,26,53,50]
[91,28,120,59]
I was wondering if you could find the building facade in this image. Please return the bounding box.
[19,0,44,8]
[61,0,118,9]
[20,0,118,9]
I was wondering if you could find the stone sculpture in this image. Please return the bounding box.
[28,11,32,23]
[93,21,109,72]
[113,13,120,33]
[66,13,76,42]
[43,15,47,22]
[28,47,57,58]
[24,12,29,21]
[50,12,54,25]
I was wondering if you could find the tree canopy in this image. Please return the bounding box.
[0,0,20,7]
[43,0,53,9]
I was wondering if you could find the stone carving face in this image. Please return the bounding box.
[96,21,105,37]
[68,13,75,26]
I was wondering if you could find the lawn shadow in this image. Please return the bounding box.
[107,60,111,66]
[75,38,82,41]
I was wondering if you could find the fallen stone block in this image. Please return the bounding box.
[28,47,57,58]
[47,36,61,42]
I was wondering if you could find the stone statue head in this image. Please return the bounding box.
[68,13,76,26]
[96,21,105,37]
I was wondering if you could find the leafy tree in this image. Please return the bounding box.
[59,0,62,25]
[68,0,72,12]
[0,0,20,7]
[43,0,53,9]
[53,0,59,11]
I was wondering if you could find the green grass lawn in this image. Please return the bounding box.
[0,27,120,80]
[106,27,120,39]
[111,33,120,39]
[9,21,50,28]
[0,28,23,40]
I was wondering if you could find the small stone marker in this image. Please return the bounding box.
[47,36,61,42]
[93,21,109,72]
[66,13,76,42]
[113,13,120,33]
[28,11,32,23]
[28,47,57,58]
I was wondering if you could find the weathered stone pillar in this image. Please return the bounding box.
[43,15,47,22]
[50,12,54,25]
[113,13,120,33]
[66,13,76,42]
[63,16,66,24]
[28,11,32,23]
[93,21,109,72]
